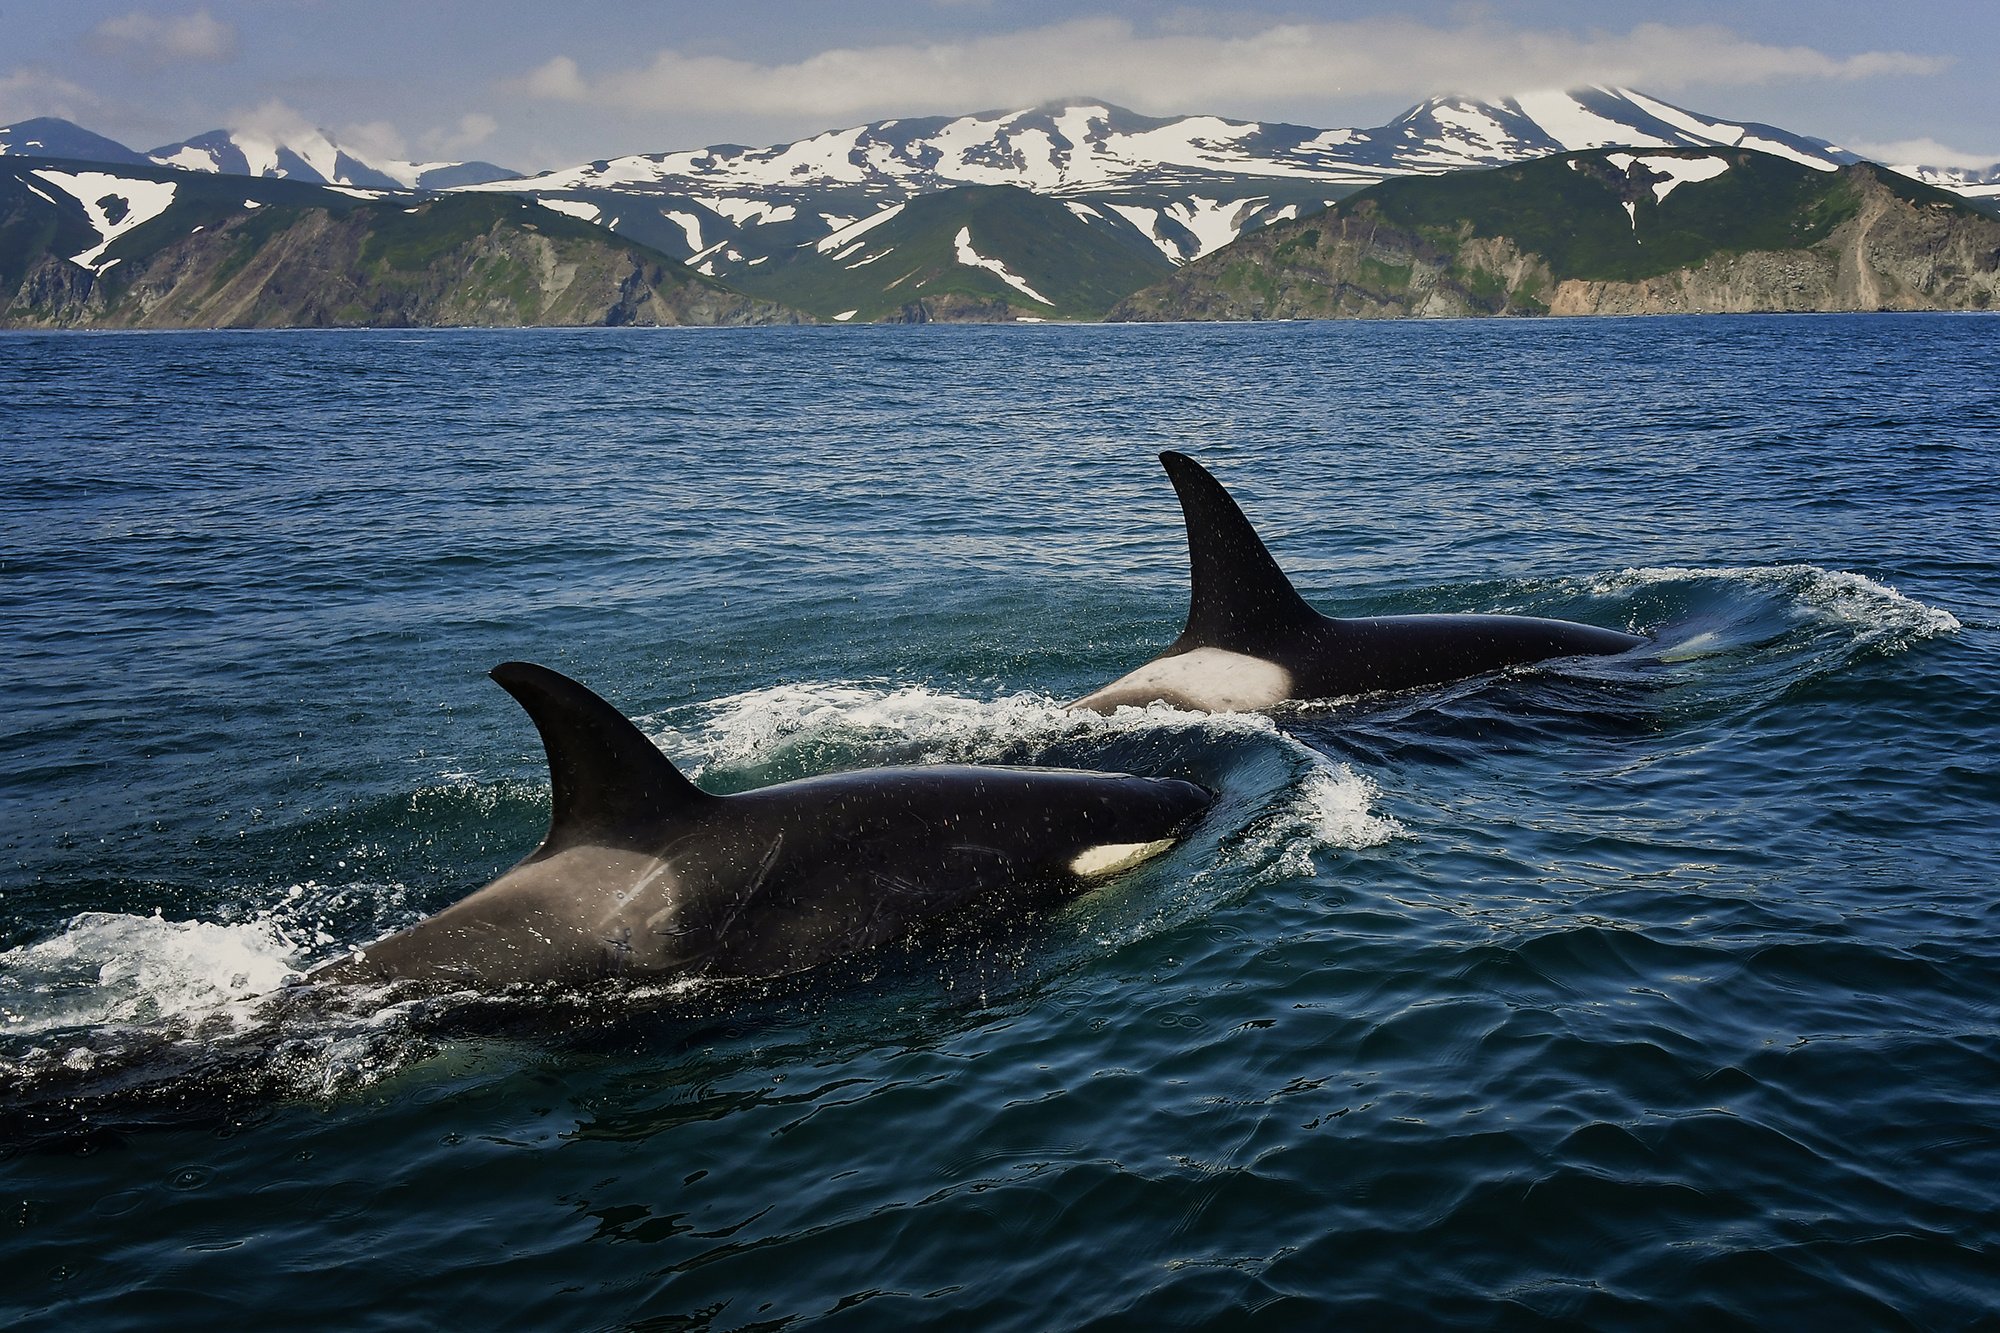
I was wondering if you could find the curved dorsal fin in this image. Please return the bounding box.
[1160,452,1325,653]
[489,661,712,850]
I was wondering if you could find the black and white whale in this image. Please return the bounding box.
[314,662,1212,988]
[1071,452,1647,714]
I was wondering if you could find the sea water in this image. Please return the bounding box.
[1,316,1995,1329]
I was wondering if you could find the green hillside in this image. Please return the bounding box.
[1352,150,1868,283]
[728,184,1174,322]
[2,158,801,328]
[1110,150,2000,320]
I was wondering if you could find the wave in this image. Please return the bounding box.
[1586,563,1960,653]
[0,910,301,1038]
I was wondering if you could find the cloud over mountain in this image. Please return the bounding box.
[88,9,238,67]
[518,16,1947,121]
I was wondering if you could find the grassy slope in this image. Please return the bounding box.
[728,184,1171,321]
[1353,150,1867,283]
[1,158,775,325]
[1114,149,1999,319]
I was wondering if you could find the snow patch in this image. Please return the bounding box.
[1162,196,1251,260]
[814,202,903,254]
[953,226,1053,305]
[1514,88,1669,152]
[32,171,178,270]
[538,198,599,222]
[1606,152,1733,201]
[153,146,218,173]
[657,211,700,252]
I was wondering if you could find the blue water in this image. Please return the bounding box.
[2,317,1996,1330]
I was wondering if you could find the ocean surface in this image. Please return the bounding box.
[2,316,1995,1331]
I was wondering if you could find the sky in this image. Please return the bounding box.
[2,1,1994,172]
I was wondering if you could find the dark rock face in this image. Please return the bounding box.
[881,292,1018,324]
[8,253,102,323]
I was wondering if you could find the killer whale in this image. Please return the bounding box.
[1070,452,1647,714]
[314,662,1212,988]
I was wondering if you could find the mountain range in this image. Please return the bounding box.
[1108,149,2000,320]
[7,88,1997,272]
[5,87,1999,328]
[0,116,519,191]
[0,160,792,328]
[444,86,1919,278]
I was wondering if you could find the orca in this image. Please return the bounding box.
[313,662,1212,988]
[1070,452,1647,714]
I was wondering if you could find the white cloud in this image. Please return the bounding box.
[419,113,500,157]
[524,55,587,101]
[514,17,1948,121]
[0,66,105,124]
[89,9,238,66]
[334,119,408,163]
[225,97,320,145]
[1843,137,1999,171]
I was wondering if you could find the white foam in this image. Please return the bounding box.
[1590,564,1960,638]
[651,680,1281,781]
[0,911,302,1036]
[1237,761,1402,883]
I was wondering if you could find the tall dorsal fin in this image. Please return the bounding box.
[489,661,712,850]
[1160,452,1325,654]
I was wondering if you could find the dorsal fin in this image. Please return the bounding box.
[489,661,712,850]
[1160,452,1325,653]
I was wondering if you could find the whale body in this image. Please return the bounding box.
[314,662,1212,988]
[1071,452,1646,714]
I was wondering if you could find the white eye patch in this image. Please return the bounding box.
[1070,838,1177,878]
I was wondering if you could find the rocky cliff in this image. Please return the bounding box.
[1108,153,2000,321]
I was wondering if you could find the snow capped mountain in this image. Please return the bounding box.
[1886,160,2000,205]
[0,117,519,192]
[462,88,1854,204]
[450,86,1888,283]
[145,126,519,190]
[0,117,152,166]
[1354,87,1858,175]
[8,88,1991,319]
